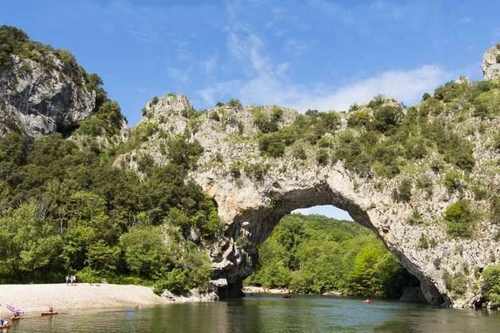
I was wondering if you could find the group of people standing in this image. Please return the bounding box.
[65,275,77,285]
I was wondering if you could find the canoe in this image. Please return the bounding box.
[41,312,58,316]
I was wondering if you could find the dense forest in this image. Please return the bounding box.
[246,214,418,298]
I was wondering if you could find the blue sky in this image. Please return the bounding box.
[3,0,500,219]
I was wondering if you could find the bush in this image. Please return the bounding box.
[292,146,307,160]
[372,105,403,133]
[443,170,464,194]
[392,179,412,202]
[227,99,242,109]
[347,110,372,128]
[418,234,429,249]
[76,267,103,283]
[258,133,286,157]
[253,108,279,133]
[482,265,500,304]
[316,149,329,165]
[491,196,500,224]
[444,200,474,238]
[407,210,423,225]
[229,162,242,178]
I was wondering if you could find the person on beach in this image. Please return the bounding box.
[0,319,9,328]
[65,275,69,285]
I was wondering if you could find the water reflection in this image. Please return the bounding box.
[8,295,500,333]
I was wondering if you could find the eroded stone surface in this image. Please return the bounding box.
[0,54,96,137]
[117,93,500,308]
[482,44,500,80]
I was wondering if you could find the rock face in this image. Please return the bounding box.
[0,54,96,137]
[482,44,500,80]
[118,92,499,309]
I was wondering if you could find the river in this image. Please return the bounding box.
[7,295,500,333]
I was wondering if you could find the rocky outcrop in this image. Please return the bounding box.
[117,90,499,309]
[482,44,500,80]
[0,54,96,137]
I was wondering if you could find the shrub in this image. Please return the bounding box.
[407,210,423,225]
[209,111,220,121]
[258,133,286,158]
[229,162,242,178]
[227,99,242,109]
[482,265,500,304]
[271,107,284,122]
[416,175,433,197]
[491,196,500,224]
[316,149,329,165]
[444,200,474,238]
[292,146,307,160]
[392,179,412,202]
[243,163,269,181]
[347,110,372,128]
[372,105,403,133]
[443,170,463,194]
[418,234,429,249]
[76,267,102,284]
[253,108,279,133]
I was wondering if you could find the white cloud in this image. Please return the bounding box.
[197,29,450,111]
[296,65,449,111]
[194,0,452,111]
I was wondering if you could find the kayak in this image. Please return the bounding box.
[41,312,58,316]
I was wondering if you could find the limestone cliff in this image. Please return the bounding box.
[116,76,499,308]
[482,44,500,81]
[0,26,98,137]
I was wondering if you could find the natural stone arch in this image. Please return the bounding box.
[196,164,448,306]
[118,93,499,309]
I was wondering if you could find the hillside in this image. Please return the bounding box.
[246,214,419,299]
[0,25,499,309]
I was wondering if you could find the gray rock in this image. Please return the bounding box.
[482,44,500,80]
[0,54,96,137]
[117,91,499,309]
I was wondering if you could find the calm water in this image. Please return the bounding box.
[7,295,500,333]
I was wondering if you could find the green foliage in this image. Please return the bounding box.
[443,271,467,296]
[407,210,423,226]
[247,214,417,298]
[0,26,109,118]
[372,105,403,133]
[482,265,500,304]
[491,196,500,225]
[0,132,217,293]
[258,132,286,157]
[119,226,170,277]
[77,101,124,137]
[227,99,242,109]
[444,200,474,238]
[253,107,280,133]
[443,170,464,194]
[392,179,412,202]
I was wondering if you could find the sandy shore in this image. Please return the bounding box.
[0,283,172,317]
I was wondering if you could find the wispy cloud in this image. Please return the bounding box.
[197,27,451,111]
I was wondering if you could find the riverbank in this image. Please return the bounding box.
[0,283,214,317]
[243,286,343,297]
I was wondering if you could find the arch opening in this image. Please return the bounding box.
[215,184,449,306]
[244,205,424,302]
